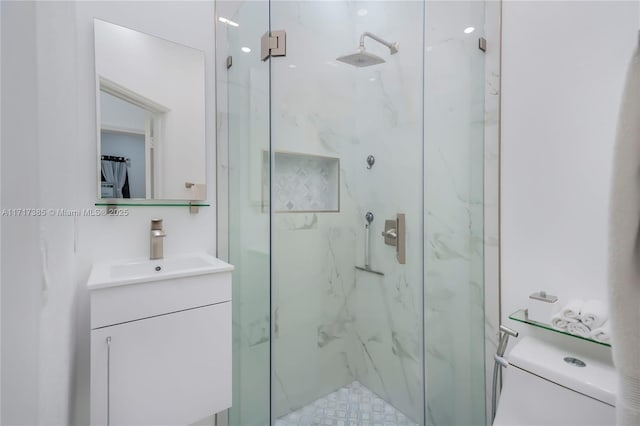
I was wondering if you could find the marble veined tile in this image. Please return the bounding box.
[275,381,417,426]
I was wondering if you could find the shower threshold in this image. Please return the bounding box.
[274,381,418,426]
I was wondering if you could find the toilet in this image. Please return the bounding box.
[493,336,616,425]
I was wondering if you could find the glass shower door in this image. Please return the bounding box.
[269,2,425,425]
[219,2,271,425]
[222,0,489,424]
[423,1,487,425]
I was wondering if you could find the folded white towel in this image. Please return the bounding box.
[551,314,577,330]
[561,299,584,320]
[567,321,591,337]
[580,299,609,329]
[590,321,612,344]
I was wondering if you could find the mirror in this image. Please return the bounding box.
[94,19,206,201]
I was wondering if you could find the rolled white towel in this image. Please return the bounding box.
[580,299,609,329]
[551,314,577,330]
[567,321,591,337]
[590,321,612,344]
[561,299,584,320]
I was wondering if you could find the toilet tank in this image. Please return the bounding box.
[493,336,616,426]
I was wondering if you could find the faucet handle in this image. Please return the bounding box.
[151,218,163,230]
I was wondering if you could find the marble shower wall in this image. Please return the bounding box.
[346,2,425,424]
[423,1,488,425]
[270,1,425,423]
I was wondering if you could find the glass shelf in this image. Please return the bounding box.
[95,202,210,207]
[95,201,210,214]
[509,309,611,348]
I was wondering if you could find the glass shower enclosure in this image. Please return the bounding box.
[217,1,486,425]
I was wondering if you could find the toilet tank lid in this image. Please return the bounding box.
[509,336,616,406]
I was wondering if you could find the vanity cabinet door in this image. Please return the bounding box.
[90,302,231,426]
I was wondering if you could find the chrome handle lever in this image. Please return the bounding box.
[381,215,405,264]
[381,229,397,239]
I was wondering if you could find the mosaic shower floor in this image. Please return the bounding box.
[274,381,418,426]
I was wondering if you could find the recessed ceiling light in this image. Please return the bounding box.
[288,64,297,69]
[369,77,376,82]
[218,17,239,27]
[241,47,251,53]
[357,8,368,17]
[464,26,475,34]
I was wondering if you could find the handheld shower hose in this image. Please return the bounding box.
[491,325,519,424]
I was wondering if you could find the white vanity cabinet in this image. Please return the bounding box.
[88,254,233,426]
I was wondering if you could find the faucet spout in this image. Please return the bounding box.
[150,219,166,260]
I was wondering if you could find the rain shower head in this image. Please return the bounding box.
[337,32,399,68]
[336,48,385,67]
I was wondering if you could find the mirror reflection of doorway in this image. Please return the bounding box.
[99,88,161,199]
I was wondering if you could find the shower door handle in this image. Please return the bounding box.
[381,214,406,264]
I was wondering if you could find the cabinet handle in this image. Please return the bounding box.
[106,336,112,426]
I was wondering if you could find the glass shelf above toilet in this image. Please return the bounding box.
[509,309,611,348]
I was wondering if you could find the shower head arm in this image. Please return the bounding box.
[359,32,399,55]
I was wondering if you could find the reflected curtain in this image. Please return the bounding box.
[113,161,128,197]
[101,160,116,190]
[101,158,130,198]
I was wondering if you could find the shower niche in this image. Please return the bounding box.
[262,151,340,213]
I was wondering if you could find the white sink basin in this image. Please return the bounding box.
[87,252,233,290]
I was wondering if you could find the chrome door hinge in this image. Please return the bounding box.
[478,37,487,52]
[261,30,286,61]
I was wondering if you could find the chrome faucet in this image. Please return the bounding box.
[150,218,166,260]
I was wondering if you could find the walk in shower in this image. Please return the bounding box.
[216,1,487,425]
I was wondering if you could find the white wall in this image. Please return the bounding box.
[1,2,41,424]
[1,2,217,425]
[501,1,639,344]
